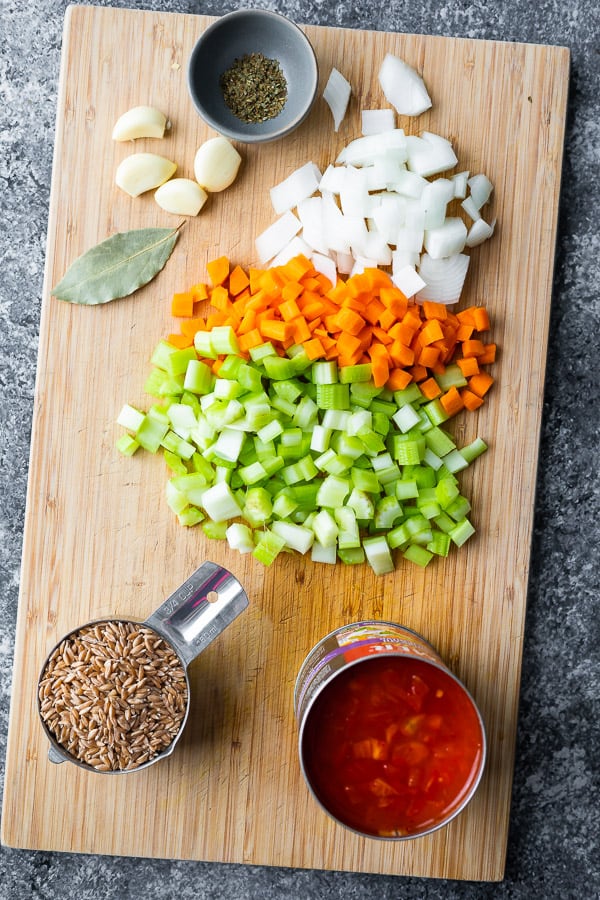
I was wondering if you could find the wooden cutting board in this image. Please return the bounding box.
[1,4,569,881]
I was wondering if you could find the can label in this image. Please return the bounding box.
[294,621,442,725]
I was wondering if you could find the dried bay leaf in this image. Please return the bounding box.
[52,225,182,305]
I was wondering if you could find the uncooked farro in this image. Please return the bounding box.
[38,620,188,771]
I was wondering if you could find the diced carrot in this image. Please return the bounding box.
[337,331,363,360]
[210,285,232,312]
[207,255,229,286]
[419,318,445,346]
[461,339,486,358]
[461,389,484,410]
[386,368,413,390]
[440,385,465,416]
[335,306,366,336]
[420,377,442,400]
[389,341,415,368]
[371,325,393,345]
[238,329,263,352]
[468,372,495,397]
[190,282,208,301]
[304,337,327,360]
[364,298,386,326]
[228,264,250,296]
[456,323,475,341]
[167,332,193,348]
[409,364,428,382]
[171,291,194,317]
[180,317,207,338]
[290,316,312,343]
[471,306,490,331]
[281,282,303,303]
[418,345,441,368]
[456,357,480,377]
[279,298,302,321]
[421,300,448,320]
[477,343,497,364]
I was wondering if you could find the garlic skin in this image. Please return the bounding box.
[155,179,208,216]
[193,136,242,192]
[115,153,177,197]
[112,106,168,141]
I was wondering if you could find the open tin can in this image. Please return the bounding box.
[37,561,248,774]
[294,621,486,840]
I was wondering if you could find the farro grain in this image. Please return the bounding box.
[39,620,187,771]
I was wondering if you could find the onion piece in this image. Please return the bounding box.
[466,217,496,247]
[392,263,426,298]
[323,68,352,132]
[406,133,458,177]
[311,252,338,285]
[361,108,395,135]
[336,130,406,166]
[297,197,329,254]
[378,53,432,117]
[420,178,454,229]
[268,235,314,267]
[451,170,470,199]
[468,173,494,209]
[270,162,321,215]
[461,195,482,222]
[319,164,346,194]
[424,217,467,259]
[255,210,302,265]
[417,252,470,304]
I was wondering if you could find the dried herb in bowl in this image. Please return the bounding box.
[220,52,288,124]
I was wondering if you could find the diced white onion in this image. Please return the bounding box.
[361,108,395,135]
[371,194,407,242]
[424,217,467,259]
[451,170,470,199]
[270,161,321,215]
[378,53,432,117]
[392,263,426,298]
[268,235,314,267]
[337,130,406,166]
[319,164,346,194]
[466,217,496,247]
[323,68,352,132]
[461,195,482,222]
[351,255,379,276]
[468,173,494,209]
[420,178,454,229]
[297,197,329,254]
[417,253,470,304]
[255,210,302,264]
[311,251,338,286]
[405,134,458,177]
[391,169,427,199]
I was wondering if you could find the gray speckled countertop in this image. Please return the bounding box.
[1,1,598,898]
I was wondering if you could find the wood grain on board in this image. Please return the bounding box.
[1,4,569,881]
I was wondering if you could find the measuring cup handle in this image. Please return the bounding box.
[145,561,248,666]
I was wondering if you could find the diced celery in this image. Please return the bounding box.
[446,494,472,521]
[273,491,299,519]
[395,479,419,500]
[249,341,277,363]
[312,509,339,548]
[403,544,434,567]
[166,479,189,515]
[212,427,246,463]
[310,424,332,453]
[311,541,337,564]
[427,530,451,556]
[316,383,350,410]
[363,535,395,575]
[393,383,424,406]
[116,433,140,457]
[293,395,318,428]
[449,517,475,546]
[117,404,145,432]
[271,520,314,554]
[392,403,422,433]
[350,467,381,493]
[375,495,403,529]
[226,522,255,553]
[339,364,372,384]
[460,437,488,464]
[184,359,214,394]
[316,475,351,507]
[425,426,456,457]
[435,363,467,391]
[253,529,287,565]
[334,507,361,549]
[242,487,273,526]
[312,361,338,384]
[347,488,375,519]
[161,431,196,460]
[238,363,263,393]
[423,398,450,426]
[136,415,169,453]
[338,546,366,565]
[214,378,244,401]
[442,448,470,473]
[209,325,240,356]
[202,520,228,540]
[201,482,242,521]
[262,355,298,380]
[178,506,205,527]
[238,461,268,485]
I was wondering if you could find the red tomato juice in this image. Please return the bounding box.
[301,655,485,838]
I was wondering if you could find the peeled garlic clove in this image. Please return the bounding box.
[155,178,208,216]
[116,153,177,197]
[194,136,242,192]
[112,106,168,141]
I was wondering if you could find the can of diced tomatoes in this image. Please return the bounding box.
[294,621,486,840]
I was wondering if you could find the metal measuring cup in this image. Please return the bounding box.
[37,561,248,773]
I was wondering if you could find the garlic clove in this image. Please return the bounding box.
[115,153,177,197]
[193,136,242,193]
[154,178,208,216]
[112,106,168,141]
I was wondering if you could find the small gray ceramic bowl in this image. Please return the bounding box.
[187,9,319,144]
